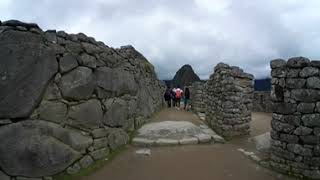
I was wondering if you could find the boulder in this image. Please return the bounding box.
[0,120,83,177]
[0,30,58,118]
[68,99,103,129]
[60,66,95,100]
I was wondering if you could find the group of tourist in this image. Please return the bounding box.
[164,86,190,110]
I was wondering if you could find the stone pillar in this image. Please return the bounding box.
[206,63,254,139]
[270,57,320,178]
[190,81,207,113]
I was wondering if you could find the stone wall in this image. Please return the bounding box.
[252,91,272,112]
[190,81,207,113]
[0,20,164,179]
[270,57,320,179]
[205,63,254,139]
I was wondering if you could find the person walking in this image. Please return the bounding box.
[175,86,183,108]
[171,88,176,107]
[164,87,172,108]
[184,87,190,110]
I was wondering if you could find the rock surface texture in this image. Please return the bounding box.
[190,81,207,113]
[0,20,164,179]
[270,57,320,179]
[252,91,272,112]
[171,64,200,88]
[132,121,224,146]
[205,63,254,139]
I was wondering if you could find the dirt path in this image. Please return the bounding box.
[82,109,296,180]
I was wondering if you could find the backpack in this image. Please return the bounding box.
[176,89,182,98]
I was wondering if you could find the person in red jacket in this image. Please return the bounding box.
[175,86,183,108]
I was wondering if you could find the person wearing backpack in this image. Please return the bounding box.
[175,86,183,108]
[164,87,172,108]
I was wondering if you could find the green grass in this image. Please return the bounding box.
[53,146,128,180]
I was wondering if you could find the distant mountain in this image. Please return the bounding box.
[171,64,201,88]
[254,78,271,91]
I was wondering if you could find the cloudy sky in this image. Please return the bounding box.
[1,0,320,79]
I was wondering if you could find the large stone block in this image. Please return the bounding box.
[299,67,319,77]
[306,77,320,89]
[68,99,103,129]
[302,114,320,127]
[270,59,286,69]
[0,120,83,177]
[103,98,133,129]
[287,57,310,68]
[59,54,78,73]
[95,67,138,97]
[291,89,320,102]
[39,101,67,124]
[60,66,95,100]
[0,30,58,118]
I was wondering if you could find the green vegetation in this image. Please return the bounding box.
[53,145,128,180]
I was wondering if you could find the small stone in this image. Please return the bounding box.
[90,148,110,160]
[67,163,81,175]
[135,148,151,156]
[194,133,212,143]
[212,134,226,143]
[79,155,94,169]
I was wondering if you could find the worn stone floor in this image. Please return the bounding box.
[81,109,296,180]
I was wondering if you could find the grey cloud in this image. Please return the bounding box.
[1,0,320,80]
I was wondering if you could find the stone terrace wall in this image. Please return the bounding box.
[190,81,207,113]
[0,20,164,179]
[270,57,320,179]
[252,91,272,112]
[205,63,254,139]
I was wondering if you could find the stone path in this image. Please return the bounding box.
[133,121,225,146]
[82,110,296,180]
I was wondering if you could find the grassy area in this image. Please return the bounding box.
[53,145,128,180]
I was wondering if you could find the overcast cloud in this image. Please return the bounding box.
[1,0,320,79]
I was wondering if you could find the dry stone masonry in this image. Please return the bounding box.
[270,57,320,179]
[0,20,164,179]
[205,63,254,139]
[190,81,207,113]
[252,91,272,112]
